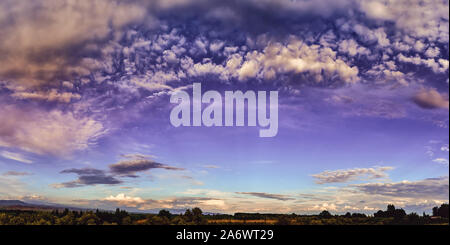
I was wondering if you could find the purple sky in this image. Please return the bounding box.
[0,0,449,214]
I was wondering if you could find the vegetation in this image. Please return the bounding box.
[0,204,448,225]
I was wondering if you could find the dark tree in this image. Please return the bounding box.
[374,210,385,218]
[393,208,406,220]
[432,206,439,216]
[352,213,367,218]
[319,210,332,218]
[192,207,205,225]
[438,204,449,218]
[184,209,193,222]
[158,209,172,220]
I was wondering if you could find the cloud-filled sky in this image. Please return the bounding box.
[0,0,448,214]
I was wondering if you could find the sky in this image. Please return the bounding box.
[0,0,449,214]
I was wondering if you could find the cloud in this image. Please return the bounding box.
[60,168,105,176]
[354,176,449,199]
[433,158,449,166]
[2,171,32,176]
[236,38,360,83]
[397,54,448,74]
[0,0,447,99]
[11,90,81,103]
[0,105,106,156]
[53,155,183,188]
[312,166,393,184]
[338,39,371,57]
[0,151,33,164]
[54,168,122,188]
[235,192,294,201]
[359,0,449,42]
[413,89,449,109]
[0,0,147,90]
[109,158,184,176]
[103,193,145,207]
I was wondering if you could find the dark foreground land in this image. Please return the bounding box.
[0,204,448,225]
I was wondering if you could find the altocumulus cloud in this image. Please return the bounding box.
[0,0,447,161]
[1,0,447,99]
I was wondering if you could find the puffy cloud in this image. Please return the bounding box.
[338,39,371,57]
[359,1,394,21]
[425,47,441,58]
[312,166,393,184]
[103,193,145,207]
[359,0,449,42]
[0,105,105,156]
[235,192,294,201]
[397,54,449,74]
[236,39,360,83]
[413,89,449,109]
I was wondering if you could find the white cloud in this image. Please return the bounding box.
[312,166,393,184]
[433,158,449,165]
[0,105,106,156]
[359,0,449,43]
[104,193,145,207]
[338,39,371,57]
[236,38,360,83]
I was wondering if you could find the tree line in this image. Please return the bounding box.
[0,204,448,225]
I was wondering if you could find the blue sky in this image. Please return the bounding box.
[0,0,449,214]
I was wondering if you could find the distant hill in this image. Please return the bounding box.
[0,200,84,211]
[0,200,28,206]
